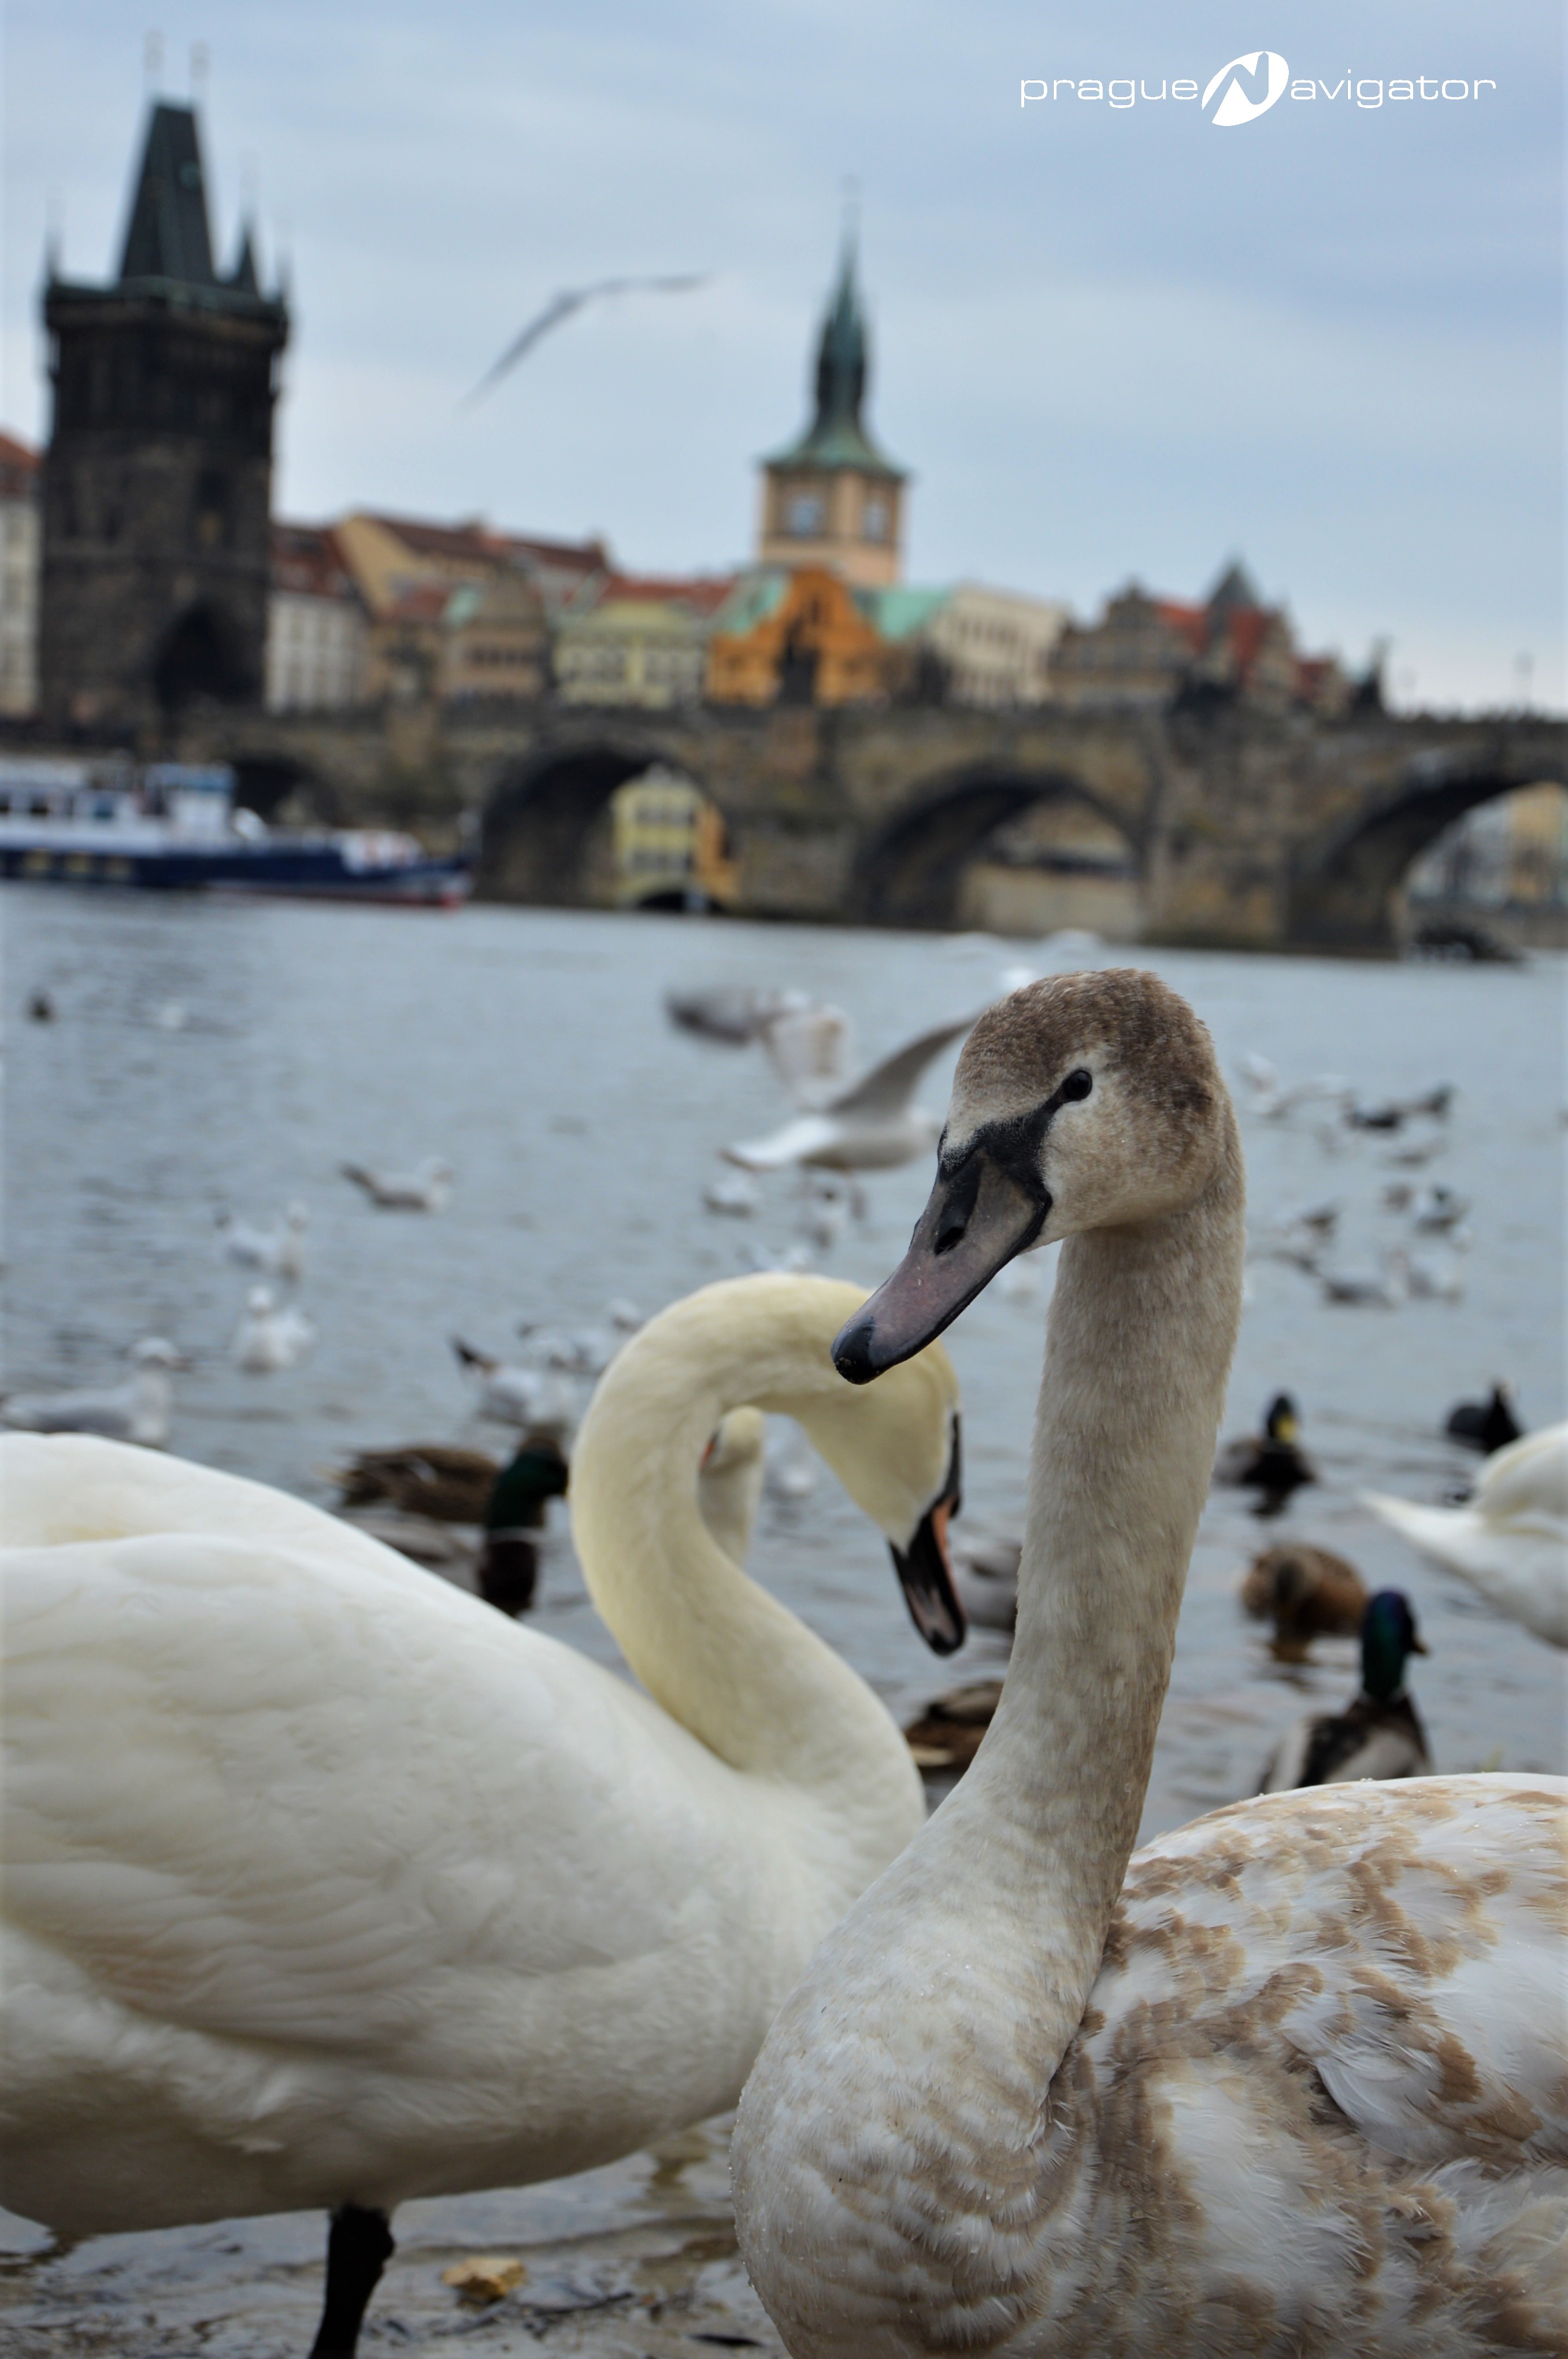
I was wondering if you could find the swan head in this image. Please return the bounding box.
[833,969,1230,1380]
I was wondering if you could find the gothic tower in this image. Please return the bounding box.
[757,224,907,590]
[38,101,288,740]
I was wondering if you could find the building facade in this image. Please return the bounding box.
[1049,562,1352,715]
[265,524,368,712]
[756,231,907,590]
[555,574,733,706]
[0,431,40,716]
[707,567,895,706]
[872,580,1071,708]
[38,101,288,739]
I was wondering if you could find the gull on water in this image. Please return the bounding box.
[214,1202,309,1282]
[340,1157,454,1212]
[451,1338,579,1434]
[231,1288,315,1375]
[0,1337,188,1447]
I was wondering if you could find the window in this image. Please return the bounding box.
[863,495,889,543]
[784,490,826,536]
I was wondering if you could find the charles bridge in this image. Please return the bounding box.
[175,696,1568,954]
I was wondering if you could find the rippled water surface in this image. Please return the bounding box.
[2,886,1564,2350]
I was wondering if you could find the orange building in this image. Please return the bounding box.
[706,567,894,707]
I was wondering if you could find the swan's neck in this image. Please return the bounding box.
[568,1287,920,1851]
[941,1136,1245,2075]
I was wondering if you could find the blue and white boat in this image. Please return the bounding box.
[0,759,469,905]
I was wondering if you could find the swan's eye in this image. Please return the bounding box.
[1061,1069,1093,1102]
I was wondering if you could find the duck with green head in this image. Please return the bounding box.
[1259,1586,1430,1791]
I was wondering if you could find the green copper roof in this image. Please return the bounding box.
[862,585,951,640]
[765,229,905,480]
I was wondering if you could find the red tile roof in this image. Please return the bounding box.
[0,428,39,501]
[590,571,737,617]
[271,521,359,602]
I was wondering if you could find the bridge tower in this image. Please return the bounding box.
[755,220,907,590]
[38,99,288,741]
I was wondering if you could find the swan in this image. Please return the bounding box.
[724,1018,976,1177]
[0,1336,188,1446]
[0,1274,964,2358]
[230,1285,316,1373]
[1239,1539,1367,1650]
[1259,1588,1430,1791]
[732,969,1566,2358]
[340,1155,454,1212]
[1366,1422,1568,1647]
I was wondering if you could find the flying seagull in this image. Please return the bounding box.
[463,275,707,406]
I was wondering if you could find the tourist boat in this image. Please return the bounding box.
[0,759,469,906]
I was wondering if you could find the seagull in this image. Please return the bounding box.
[340,1158,454,1212]
[231,1288,315,1375]
[451,1338,578,1435]
[722,1017,976,1177]
[0,1338,188,1447]
[463,274,707,405]
[214,1202,309,1282]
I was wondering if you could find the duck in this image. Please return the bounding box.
[1445,1381,1523,1454]
[1258,1588,1430,1791]
[0,1336,188,1447]
[340,1156,454,1212]
[230,1286,315,1373]
[903,1677,1004,1774]
[722,1017,976,1177]
[1239,1539,1368,1650]
[1212,1390,1315,1514]
[732,968,1565,2358]
[0,1273,965,2359]
[1366,1422,1568,1647]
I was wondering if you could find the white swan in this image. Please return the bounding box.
[1367,1421,1568,1647]
[733,969,1566,2358]
[0,1274,963,2358]
[0,1336,187,1446]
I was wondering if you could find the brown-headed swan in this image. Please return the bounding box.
[733,971,1565,2358]
[1,1274,963,2358]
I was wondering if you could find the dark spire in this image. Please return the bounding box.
[1206,558,1265,614]
[765,209,905,480]
[227,221,260,296]
[117,102,217,287]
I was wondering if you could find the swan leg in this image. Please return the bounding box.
[308,2204,394,2358]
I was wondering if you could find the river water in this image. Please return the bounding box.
[2,887,1564,2353]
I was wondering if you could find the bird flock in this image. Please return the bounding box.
[2,956,1562,2359]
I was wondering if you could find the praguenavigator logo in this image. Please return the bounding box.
[1021,53,1496,121]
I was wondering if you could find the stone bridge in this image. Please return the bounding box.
[179,698,1568,954]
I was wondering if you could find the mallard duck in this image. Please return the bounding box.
[733,969,1563,2358]
[903,1677,1004,1773]
[1259,1588,1430,1791]
[1239,1541,1367,1650]
[335,1442,502,1524]
[1213,1390,1315,1514]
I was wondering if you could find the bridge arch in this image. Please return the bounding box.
[1288,750,1568,953]
[850,765,1143,931]
[476,733,723,906]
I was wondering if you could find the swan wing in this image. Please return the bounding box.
[1473,1421,1568,1520]
[2,1530,763,2059]
[1364,1490,1568,1646]
[824,1017,976,1121]
[1092,1778,1567,2174]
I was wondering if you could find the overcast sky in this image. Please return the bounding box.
[3,1,1560,709]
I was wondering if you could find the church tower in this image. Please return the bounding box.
[756,224,907,589]
[38,101,288,739]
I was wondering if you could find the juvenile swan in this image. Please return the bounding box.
[1,1275,963,2359]
[733,972,1566,2359]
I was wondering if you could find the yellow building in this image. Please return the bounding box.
[610,766,739,909]
[706,566,893,706]
[756,229,907,590]
[555,575,734,706]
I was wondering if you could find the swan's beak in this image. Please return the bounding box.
[833,1152,1048,1382]
[890,1420,965,1655]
